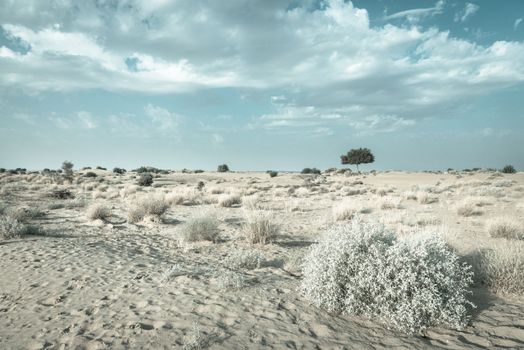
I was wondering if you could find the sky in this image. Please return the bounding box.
[0,0,523,172]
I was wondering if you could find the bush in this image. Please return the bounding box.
[487,217,523,240]
[0,216,27,239]
[179,215,220,242]
[301,167,321,175]
[127,195,169,223]
[84,172,97,178]
[61,160,74,180]
[501,165,516,174]
[96,166,107,170]
[217,194,241,207]
[217,164,229,172]
[48,188,75,199]
[243,210,280,244]
[113,167,126,174]
[86,203,111,221]
[301,218,474,334]
[138,172,154,187]
[267,170,278,178]
[225,249,264,270]
[473,240,524,295]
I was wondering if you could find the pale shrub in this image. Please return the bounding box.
[242,195,261,210]
[86,203,111,221]
[225,249,264,270]
[332,200,370,221]
[379,197,402,210]
[417,192,438,204]
[473,240,524,295]
[217,193,241,207]
[215,270,248,290]
[0,216,27,239]
[243,210,280,244]
[166,189,201,206]
[179,214,220,242]
[487,217,523,240]
[127,194,169,223]
[455,199,482,217]
[493,179,514,188]
[301,218,474,334]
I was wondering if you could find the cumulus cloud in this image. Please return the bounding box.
[454,2,480,23]
[1,0,523,135]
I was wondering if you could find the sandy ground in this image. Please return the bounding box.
[1,170,524,349]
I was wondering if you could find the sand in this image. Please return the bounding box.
[1,170,524,349]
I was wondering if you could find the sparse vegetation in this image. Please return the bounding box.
[179,214,220,242]
[137,172,154,187]
[217,164,230,172]
[86,203,111,221]
[501,165,516,174]
[301,167,321,175]
[217,193,241,207]
[487,217,523,240]
[127,195,169,223]
[243,210,280,244]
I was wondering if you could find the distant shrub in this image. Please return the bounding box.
[86,203,111,221]
[84,172,97,178]
[301,167,321,175]
[217,164,230,172]
[456,199,482,217]
[61,161,74,180]
[113,167,126,174]
[179,215,220,242]
[267,170,278,178]
[501,165,516,174]
[243,210,280,244]
[0,216,27,239]
[193,169,205,173]
[48,188,75,200]
[225,249,264,270]
[96,166,107,170]
[0,168,5,173]
[138,172,154,187]
[301,218,474,334]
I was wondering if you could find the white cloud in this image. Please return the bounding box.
[144,103,181,131]
[212,133,224,145]
[515,18,523,31]
[384,0,444,23]
[454,2,479,23]
[77,111,97,129]
[1,0,524,134]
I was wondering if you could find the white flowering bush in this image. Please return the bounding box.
[301,218,474,334]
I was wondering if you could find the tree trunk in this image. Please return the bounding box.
[356,164,360,173]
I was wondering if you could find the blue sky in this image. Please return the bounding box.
[0,0,523,171]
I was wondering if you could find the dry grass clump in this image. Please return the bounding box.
[379,197,402,210]
[127,194,169,223]
[225,249,264,270]
[217,193,242,207]
[179,214,220,242]
[486,217,523,240]
[332,200,370,221]
[166,189,201,206]
[417,192,438,204]
[0,215,27,239]
[455,199,483,217]
[242,195,262,210]
[86,203,111,221]
[243,210,280,244]
[493,179,514,188]
[473,240,524,295]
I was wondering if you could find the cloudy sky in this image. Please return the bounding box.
[1,0,523,171]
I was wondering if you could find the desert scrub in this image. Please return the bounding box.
[473,240,524,295]
[179,214,220,242]
[455,199,483,217]
[332,200,370,221]
[86,203,111,221]
[486,217,523,240]
[0,215,27,239]
[127,194,169,223]
[217,193,241,207]
[225,249,265,270]
[301,218,474,334]
[137,172,153,186]
[243,210,280,244]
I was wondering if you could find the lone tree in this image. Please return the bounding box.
[61,161,74,181]
[341,148,375,172]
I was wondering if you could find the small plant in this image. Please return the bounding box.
[301,167,321,175]
[487,217,523,240]
[196,181,205,191]
[243,210,280,244]
[501,165,516,174]
[217,193,241,207]
[96,166,107,170]
[127,195,169,223]
[217,164,230,172]
[301,218,474,334]
[179,214,220,242]
[137,172,154,187]
[48,188,75,200]
[267,170,278,178]
[86,203,111,221]
[456,199,482,217]
[84,172,97,178]
[0,216,27,239]
[225,249,264,270]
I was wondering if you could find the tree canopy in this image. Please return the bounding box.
[341,148,375,172]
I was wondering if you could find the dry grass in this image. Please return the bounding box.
[455,198,483,217]
[417,192,439,204]
[332,200,370,221]
[217,193,242,207]
[179,213,220,242]
[127,194,170,223]
[487,217,523,240]
[86,203,111,221]
[243,210,280,244]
